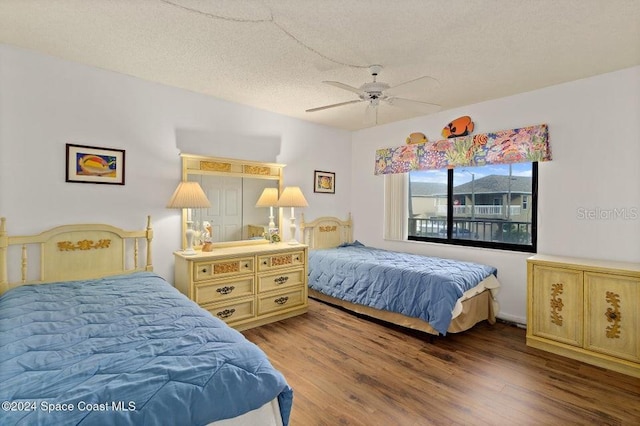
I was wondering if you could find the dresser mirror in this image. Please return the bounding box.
[180,153,284,248]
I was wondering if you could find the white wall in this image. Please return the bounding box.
[351,66,640,324]
[0,45,352,282]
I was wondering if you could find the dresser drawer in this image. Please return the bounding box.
[194,257,254,281]
[205,297,255,324]
[195,277,255,304]
[258,250,305,272]
[175,243,308,332]
[258,287,305,315]
[258,268,305,292]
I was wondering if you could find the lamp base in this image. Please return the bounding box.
[287,239,299,245]
[288,210,299,245]
[182,247,197,256]
[184,222,197,255]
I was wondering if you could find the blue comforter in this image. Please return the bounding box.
[0,272,292,426]
[308,243,497,335]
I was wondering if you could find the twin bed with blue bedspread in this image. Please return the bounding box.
[301,215,501,336]
[0,218,292,426]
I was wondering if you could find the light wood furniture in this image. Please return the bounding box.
[299,214,500,336]
[0,216,153,295]
[527,254,640,378]
[174,243,308,331]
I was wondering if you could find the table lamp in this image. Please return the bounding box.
[276,186,308,244]
[255,187,279,230]
[167,181,211,255]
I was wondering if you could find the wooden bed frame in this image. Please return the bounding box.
[0,216,153,295]
[300,214,499,336]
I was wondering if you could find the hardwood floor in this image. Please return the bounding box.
[243,299,640,426]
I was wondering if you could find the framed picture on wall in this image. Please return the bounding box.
[66,144,126,185]
[314,170,335,194]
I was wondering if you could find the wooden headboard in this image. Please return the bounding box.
[300,214,353,249]
[0,216,153,294]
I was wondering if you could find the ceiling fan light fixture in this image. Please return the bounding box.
[360,81,390,93]
[306,64,441,122]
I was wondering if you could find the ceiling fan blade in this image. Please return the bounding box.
[385,97,441,114]
[364,103,378,125]
[306,99,363,112]
[323,81,364,95]
[386,75,440,96]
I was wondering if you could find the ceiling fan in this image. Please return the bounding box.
[306,65,441,124]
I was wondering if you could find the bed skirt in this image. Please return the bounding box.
[308,286,496,336]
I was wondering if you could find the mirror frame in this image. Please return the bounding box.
[180,153,285,249]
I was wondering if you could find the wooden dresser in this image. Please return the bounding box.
[174,243,308,331]
[527,254,640,378]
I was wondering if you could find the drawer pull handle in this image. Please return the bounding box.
[274,296,289,305]
[201,268,208,273]
[604,291,621,339]
[263,260,268,265]
[217,308,236,319]
[244,263,249,268]
[216,286,235,295]
[274,276,289,285]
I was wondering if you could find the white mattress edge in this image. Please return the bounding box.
[451,274,501,319]
[207,398,283,426]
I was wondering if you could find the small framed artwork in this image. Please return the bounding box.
[314,170,335,194]
[66,144,126,185]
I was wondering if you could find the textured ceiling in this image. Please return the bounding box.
[1,0,639,131]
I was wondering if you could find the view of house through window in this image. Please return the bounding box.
[408,163,537,251]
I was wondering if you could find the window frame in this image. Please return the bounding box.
[407,162,538,253]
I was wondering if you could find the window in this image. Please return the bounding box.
[407,163,537,252]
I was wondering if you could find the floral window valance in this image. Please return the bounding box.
[374,123,550,175]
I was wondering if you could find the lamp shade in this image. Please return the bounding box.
[255,187,279,207]
[276,186,309,208]
[166,181,211,209]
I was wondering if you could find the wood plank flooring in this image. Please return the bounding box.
[242,299,640,426]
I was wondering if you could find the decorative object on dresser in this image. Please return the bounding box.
[174,243,308,331]
[167,181,211,255]
[527,254,640,378]
[276,186,309,244]
[201,221,213,251]
[255,187,279,230]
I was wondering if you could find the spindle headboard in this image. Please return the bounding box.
[0,216,153,294]
[300,214,353,249]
